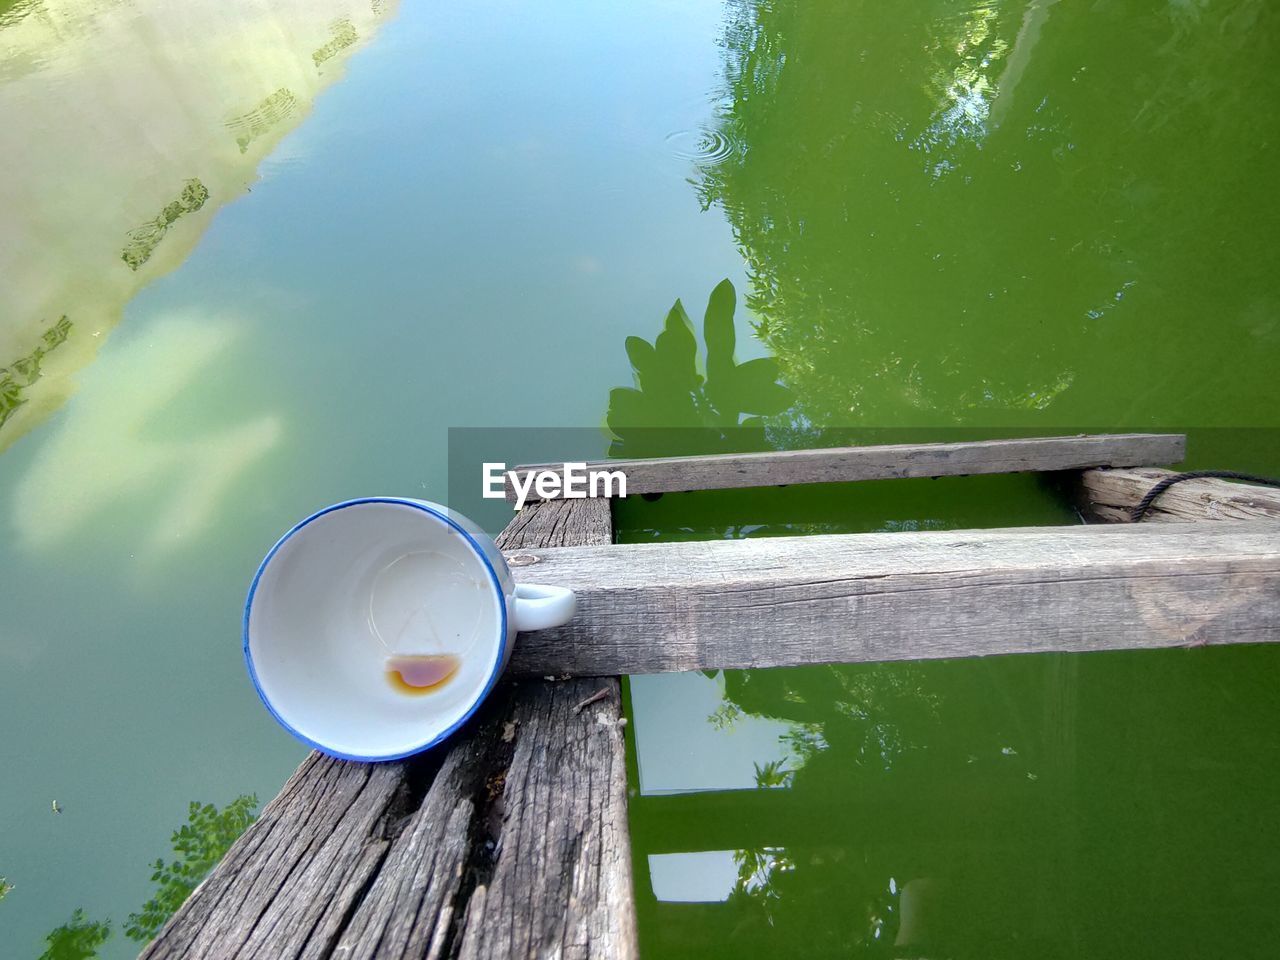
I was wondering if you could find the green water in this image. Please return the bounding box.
[1,0,1278,956]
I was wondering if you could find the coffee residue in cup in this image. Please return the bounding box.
[386,654,460,695]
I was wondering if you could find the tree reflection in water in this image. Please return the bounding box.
[617,0,1280,949]
[13,795,259,959]
[602,197,1280,960]
[631,649,1280,958]
[696,0,1280,428]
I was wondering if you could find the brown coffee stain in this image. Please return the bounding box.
[386,654,460,695]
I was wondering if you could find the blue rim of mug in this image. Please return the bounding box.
[243,497,509,762]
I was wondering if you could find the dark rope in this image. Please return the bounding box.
[1130,470,1280,522]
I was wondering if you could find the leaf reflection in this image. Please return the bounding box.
[606,279,793,459]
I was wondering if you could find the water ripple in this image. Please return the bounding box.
[665,127,741,166]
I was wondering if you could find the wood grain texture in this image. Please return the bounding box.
[448,674,634,960]
[1079,467,1280,522]
[506,520,1280,676]
[499,495,612,548]
[506,433,1186,500]
[138,754,412,959]
[139,497,635,960]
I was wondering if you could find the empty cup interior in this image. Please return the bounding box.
[246,500,505,758]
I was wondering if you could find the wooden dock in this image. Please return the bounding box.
[140,433,1279,959]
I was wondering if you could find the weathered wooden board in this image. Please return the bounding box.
[1080,467,1280,523]
[439,498,634,960]
[140,497,636,960]
[506,433,1185,500]
[505,520,1280,676]
[136,755,413,960]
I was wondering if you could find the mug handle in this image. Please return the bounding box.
[513,583,576,632]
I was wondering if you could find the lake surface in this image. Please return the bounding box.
[1,0,1277,956]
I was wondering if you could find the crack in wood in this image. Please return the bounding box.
[377,754,445,843]
[433,693,521,959]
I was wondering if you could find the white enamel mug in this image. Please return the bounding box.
[243,498,575,760]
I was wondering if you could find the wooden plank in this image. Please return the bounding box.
[446,680,633,960]
[140,497,636,960]
[1079,467,1280,523]
[505,433,1185,500]
[137,755,417,959]
[441,498,635,960]
[505,520,1280,676]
